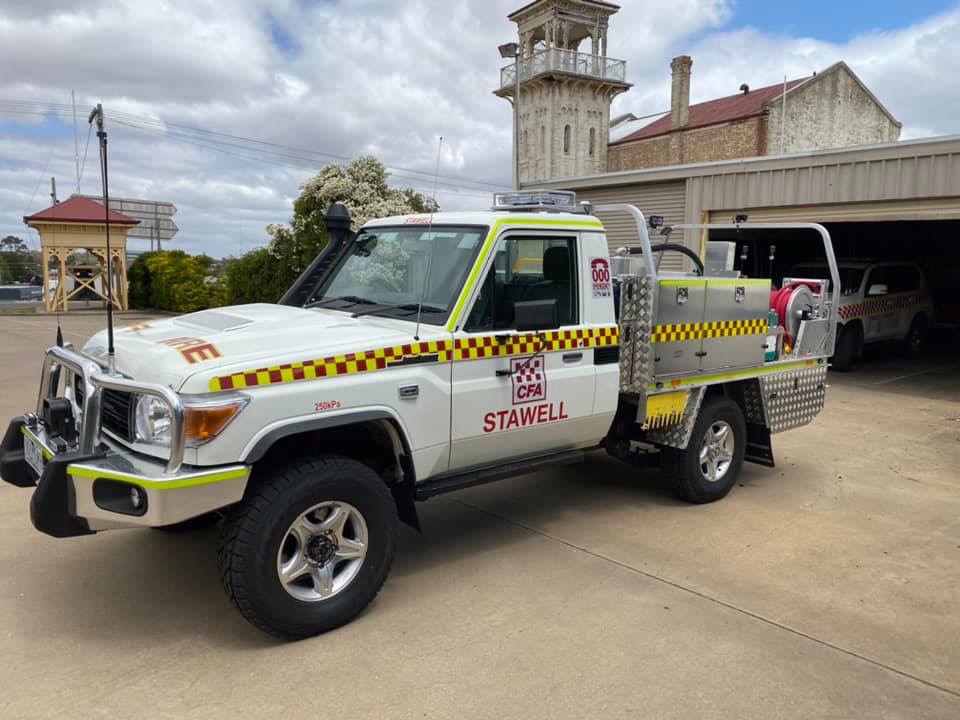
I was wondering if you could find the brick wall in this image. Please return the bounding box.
[608,116,763,171]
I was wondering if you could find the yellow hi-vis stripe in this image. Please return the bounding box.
[67,464,250,490]
[209,326,619,392]
[652,318,767,343]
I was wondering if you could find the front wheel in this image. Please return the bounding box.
[831,323,861,372]
[660,396,746,504]
[218,455,397,640]
[902,315,928,359]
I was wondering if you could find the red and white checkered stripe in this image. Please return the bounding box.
[838,292,930,322]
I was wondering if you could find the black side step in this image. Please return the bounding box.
[415,449,585,500]
[744,422,775,467]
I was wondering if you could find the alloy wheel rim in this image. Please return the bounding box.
[699,420,734,482]
[276,501,368,602]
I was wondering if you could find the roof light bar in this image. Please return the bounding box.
[492,190,577,212]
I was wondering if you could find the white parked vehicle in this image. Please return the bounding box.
[787,261,933,370]
[1,192,841,639]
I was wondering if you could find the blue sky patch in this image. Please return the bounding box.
[1,112,73,139]
[267,13,300,56]
[730,0,956,42]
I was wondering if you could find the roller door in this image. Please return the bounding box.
[708,198,960,224]
[576,181,687,271]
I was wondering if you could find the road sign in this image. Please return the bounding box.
[79,195,178,243]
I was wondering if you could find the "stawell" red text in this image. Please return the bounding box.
[482,402,569,433]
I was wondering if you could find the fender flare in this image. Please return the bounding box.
[241,410,413,469]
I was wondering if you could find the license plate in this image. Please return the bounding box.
[23,433,46,477]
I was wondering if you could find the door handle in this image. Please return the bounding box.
[562,352,583,362]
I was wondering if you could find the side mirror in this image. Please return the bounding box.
[355,233,378,257]
[514,299,559,332]
[867,283,888,297]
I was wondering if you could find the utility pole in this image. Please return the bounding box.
[50,177,58,205]
[72,90,81,195]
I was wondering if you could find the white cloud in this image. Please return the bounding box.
[0,0,956,257]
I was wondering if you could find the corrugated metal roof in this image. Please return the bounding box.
[611,78,807,146]
[24,196,139,225]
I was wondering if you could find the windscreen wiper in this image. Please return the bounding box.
[350,303,445,319]
[306,295,377,309]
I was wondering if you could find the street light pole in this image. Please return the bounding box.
[499,42,521,191]
[513,54,520,190]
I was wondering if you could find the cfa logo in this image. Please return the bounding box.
[511,356,546,405]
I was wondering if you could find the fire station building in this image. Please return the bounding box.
[533,134,960,331]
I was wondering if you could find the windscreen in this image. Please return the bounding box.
[310,225,486,324]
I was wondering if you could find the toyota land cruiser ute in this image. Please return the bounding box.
[0,191,842,639]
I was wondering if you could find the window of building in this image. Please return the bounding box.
[540,125,545,154]
[465,235,578,331]
[563,124,571,154]
[522,130,528,158]
[588,127,596,157]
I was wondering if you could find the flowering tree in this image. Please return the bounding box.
[266,156,438,279]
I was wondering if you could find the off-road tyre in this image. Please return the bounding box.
[831,322,861,372]
[660,396,746,504]
[218,455,397,640]
[902,314,928,359]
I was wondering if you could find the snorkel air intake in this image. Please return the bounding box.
[279,203,355,307]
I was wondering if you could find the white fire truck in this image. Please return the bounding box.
[0,191,841,639]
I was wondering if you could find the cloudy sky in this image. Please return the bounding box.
[1,0,957,258]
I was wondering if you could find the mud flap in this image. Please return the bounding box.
[744,422,775,467]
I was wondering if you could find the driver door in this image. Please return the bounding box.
[864,267,894,340]
[448,232,601,471]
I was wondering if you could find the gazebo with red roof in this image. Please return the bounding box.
[24,195,139,311]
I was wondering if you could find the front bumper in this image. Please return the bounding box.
[1,417,250,537]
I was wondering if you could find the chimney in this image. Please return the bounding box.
[670,55,692,129]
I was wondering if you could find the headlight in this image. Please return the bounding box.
[134,393,247,448]
[135,395,172,446]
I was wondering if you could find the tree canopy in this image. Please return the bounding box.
[126,155,440,309]
[0,235,28,253]
[265,155,438,287]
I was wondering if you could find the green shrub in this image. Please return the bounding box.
[127,250,227,313]
[224,248,293,305]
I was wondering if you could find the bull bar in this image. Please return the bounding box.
[37,345,186,474]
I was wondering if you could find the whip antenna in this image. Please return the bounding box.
[413,135,442,341]
[89,103,116,373]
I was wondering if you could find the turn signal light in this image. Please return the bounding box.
[184,402,246,446]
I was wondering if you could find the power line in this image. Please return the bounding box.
[110,115,504,192]
[77,122,93,187]
[108,117,496,199]
[104,107,507,188]
[0,98,509,192]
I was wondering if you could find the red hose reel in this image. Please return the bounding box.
[770,280,822,347]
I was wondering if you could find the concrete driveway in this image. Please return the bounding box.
[1,314,958,719]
